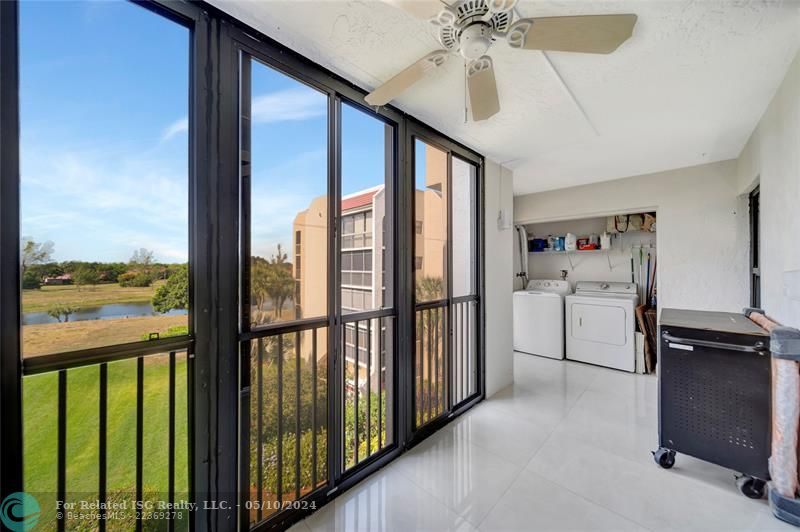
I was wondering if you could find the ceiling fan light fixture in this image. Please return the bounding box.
[460,23,493,59]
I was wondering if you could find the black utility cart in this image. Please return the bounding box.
[654,308,771,498]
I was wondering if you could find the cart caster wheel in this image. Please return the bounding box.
[652,448,676,469]
[736,476,766,499]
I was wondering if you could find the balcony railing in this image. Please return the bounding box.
[415,303,447,427]
[451,297,479,405]
[342,314,393,470]
[244,321,328,526]
[22,337,193,532]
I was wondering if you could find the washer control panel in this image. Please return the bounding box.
[574,281,637,295]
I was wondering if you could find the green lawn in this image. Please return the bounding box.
[23,354,189,531]
[22,282,163,313]
[23,344,387,530]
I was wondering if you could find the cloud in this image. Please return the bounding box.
[252,88,327,124]
[161,117,188,142]
[249,149,328,258]
[20,143,189,263]
[157,85,324,143]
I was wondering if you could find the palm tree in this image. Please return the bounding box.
[251,258,270,311]
[415,275,443,302]
[266,255,294,318]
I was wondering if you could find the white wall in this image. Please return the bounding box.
[484,161,514,397]
[737,50,800,328]
[525,217,656,297]
[514,160,750,314]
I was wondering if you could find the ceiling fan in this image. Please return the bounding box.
[365,0,637,121]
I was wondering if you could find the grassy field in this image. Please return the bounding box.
[22,282,163,313]
[23,353,190,531]
[23,315,188,357]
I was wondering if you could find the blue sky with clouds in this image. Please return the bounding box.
[20,0,402,264]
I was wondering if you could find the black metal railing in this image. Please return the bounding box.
[22,337,194,532]
[451,296,478,406]
[414,302,447,428]
[244,321,328,527]
[341,312,393,470]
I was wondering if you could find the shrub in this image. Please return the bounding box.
[152,264,188,313]
[141,325,189,341]
[22,270,41,290]
[253,429,328,498]
[118,271,153,288]
[73,265,101,289]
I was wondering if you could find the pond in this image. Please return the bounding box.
[22,301,188,325]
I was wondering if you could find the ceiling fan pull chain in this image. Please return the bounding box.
[464,58,468,123]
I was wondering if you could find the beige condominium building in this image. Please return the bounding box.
[292,145,449,391]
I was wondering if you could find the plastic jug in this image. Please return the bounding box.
[600,232,612,250]
[565,233,577,251]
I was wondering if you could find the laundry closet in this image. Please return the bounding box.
[513,212,658,374]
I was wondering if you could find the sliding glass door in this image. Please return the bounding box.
[340,103,396,470]
[413,140,449,426]
[412,137,482,432]
[239,51,398,529]
[451,156,480,405]
[240,55,332,526]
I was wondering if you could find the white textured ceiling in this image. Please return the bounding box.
[209,0,800,195]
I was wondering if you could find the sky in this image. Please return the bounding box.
[20,0,407,265]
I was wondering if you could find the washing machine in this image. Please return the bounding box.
[513,279,571,359]
[565,281,639,372]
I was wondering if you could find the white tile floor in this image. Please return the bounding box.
[291,353,791,532]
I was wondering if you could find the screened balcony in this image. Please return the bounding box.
[0,1,484,531]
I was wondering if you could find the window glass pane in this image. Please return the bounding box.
[340,103,393,313]
[343,216,354,235]
[247,59,328,327]
[452,157,477,297]
[20,1,189,357]
[354,213,365,234]
[414,140,448,303]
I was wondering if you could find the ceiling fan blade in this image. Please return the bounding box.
[365,50,450,106]
[381,0,447,20]
[467,56,500,121]
[507,14,637,54]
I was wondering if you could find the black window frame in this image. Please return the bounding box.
[750,185,761,308]
[407,123,484,446]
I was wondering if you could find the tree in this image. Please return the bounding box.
[47,304,76,323]
[267,245,294,318]
[129,248,154,269]
[73,265,101,290]
[27,263,63,281]
[415,275,443,302]
[98,262,127,283]
[152,264,188,313]
[251,258,271,312]
[127,248,155,286]
[21,238,54,275]
[22,270,42,290]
